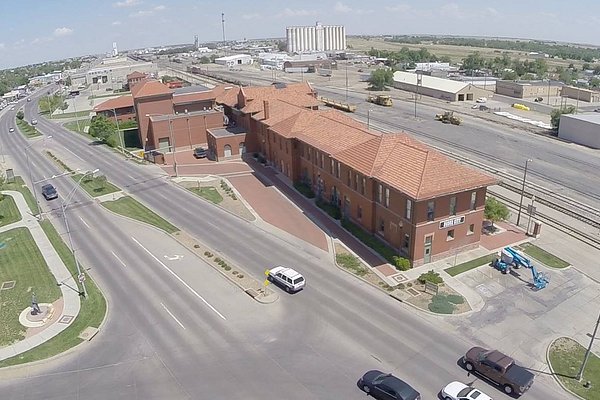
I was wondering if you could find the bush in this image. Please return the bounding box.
[428,296,455,314]
[232,271,238,275]
[224,266,231,271]
[316,198,341,220]
[238,274,244,279]
[392,256,411,271]
[418,270,443,285]
[341,218,397,263]
[293,182,315,198]
[446,294,465,304]
[203,251,210,255]
[214,257,221,263]
[407,282,413,288]
[253,153,258,158]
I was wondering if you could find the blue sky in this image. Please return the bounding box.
[1,0,600,69]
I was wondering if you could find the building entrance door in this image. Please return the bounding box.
[158,138,170,152]
[424,235,433,264]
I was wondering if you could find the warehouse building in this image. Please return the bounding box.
[392,71,491,102]
[214,54,253,67]
[561,86,600,103]
[496,80,563,99]
[558,113,600,149]
[86,56,155,87]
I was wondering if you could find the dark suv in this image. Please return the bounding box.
[193,147,207,158]
[358,370,421,400]
[41,184,58,200]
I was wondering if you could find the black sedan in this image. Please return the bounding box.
[41,184,58,200]
[358,370,420,400]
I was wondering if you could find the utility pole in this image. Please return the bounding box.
[345,62,348,101]
[221,13,226,50]
[516,159,533,227]
[577,310,600,381]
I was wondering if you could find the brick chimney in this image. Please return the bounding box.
[263,100,270,120]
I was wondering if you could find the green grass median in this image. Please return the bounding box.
[188,187,223,204]
[0,220,107,367]
[72,174,120,197]
[0,194,22,227]
[518,242,570,269]
[549,337,600,399]
[0,228,61,347]
[444,254,496,277]
[102,196,179,233]
[16,119,41,138]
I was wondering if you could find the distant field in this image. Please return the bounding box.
[347,37,586,69]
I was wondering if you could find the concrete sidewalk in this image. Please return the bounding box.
[0,190,81,361]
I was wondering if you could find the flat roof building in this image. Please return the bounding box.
[496,80,563,99]
[558,113,600,149]
[393,71,491,102]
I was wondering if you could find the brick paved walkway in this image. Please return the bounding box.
[479,221,528,251]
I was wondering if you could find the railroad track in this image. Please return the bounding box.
[488,190,600,251]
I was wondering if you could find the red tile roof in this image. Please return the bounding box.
[173,91,215,105]
[93,95,134,112]
[215,82,318,112]
[334,133,497,200]
[127,71,148,80]
[131,79,172,99]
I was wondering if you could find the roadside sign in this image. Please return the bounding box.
[424,281,438,295]
[263,279,270,286]
[527,204,537,216]
[264,269,270,276]
[78,273,86,283]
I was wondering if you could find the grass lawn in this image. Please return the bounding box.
[72,174,120,197]
[0,194,22,227]
[0,228,61,347]
[518,243,570,269]
[63,118,91,134]
[16,119,41,138]
[102,196,179,234]
[444,254,497,277]
[1,176,39,216]
[0,220,107,367]
[188,186,223,204]
[549,337,600,399]
[88,91,130,100]
[336,253,368,276]
[50,110,91,119]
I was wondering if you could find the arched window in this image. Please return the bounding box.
[239,142,246,154]
[224,144,232,157]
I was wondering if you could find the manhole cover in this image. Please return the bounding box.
[59,315,75,324]
[407,288,420,296]
[1,281,16,290]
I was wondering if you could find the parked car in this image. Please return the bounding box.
[266,266,305,293]
[31,119,38,125]
[27,98,31,102]
[41,184,58,200]
[8,127,14,132]
[594,108,600,113]
[441,381,492,400]
[463,347,534,396]
[358,370,421,400]
[193,147,207,158]
[476,97,487,103]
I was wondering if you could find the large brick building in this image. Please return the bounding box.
[215,82,496,266]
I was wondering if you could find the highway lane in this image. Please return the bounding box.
[1,96,570,399]
[212,66,600,209]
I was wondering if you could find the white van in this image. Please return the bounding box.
[267,266,305,293]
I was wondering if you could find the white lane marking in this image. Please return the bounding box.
[131,237,226,320]
[64,147,85,161]
[128,175,136,180]
[79,216,90,228]
[160,302,186,330]
[31,161,37,168]
[111,251,127,268]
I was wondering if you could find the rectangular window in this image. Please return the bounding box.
[320,153,324,169]
[377,184,383,203]
[286,141,288,154]
[450,196,457,216]
[347,170,352,186]
[307,147,311,161]
[357,205,362,220]
[336,162,341,179]
[405,199,412,220]
[427,200,435,221]
[354,174,359,191]
[330,158,335,174]
[361,177,366,195]
[447,229,455,240]
[279,138,282,150]
[468,224,475,235]
[378,218,385,233]
[384,188,390,208]
[470,191,477,211]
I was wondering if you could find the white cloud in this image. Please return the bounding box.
[114,0,141,7]
[130,5,166,17]
[334,2,372,15]
[0,43,4,49]
[31,37,53,45]
[154,5,166,11]
[54,27,74,37]
[439,3,466,19]
[485,7,499,17]
[277,8,316,18]
[385,3,411,13]
[112,20,122,25]
[242,13,260,20]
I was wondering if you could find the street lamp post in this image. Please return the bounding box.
[367,108,373,129]
[516,159,533,227]
[61,168,99,298]
[577,310,600,381]
[111,108,124,154]
[25,135,53,220]
[345,62,349,101]
[168,118,178,177]
[414,71,423,118]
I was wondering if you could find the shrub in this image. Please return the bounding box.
[341,218,397,263]
[293,182,315,199]
[231,195,237,200]
[203,251,210,255]
[392,256,411,271]
[418,270,443,285]
[446,294,465,305]
[237,274,244,279]
[232,271,238,275]
[398,283,405,290]
[428,296,455,314]
[407,282,413,288]
[224,266,231,271]
[214,257,221,263]
[316,198,341,220]
[253,152,259,158]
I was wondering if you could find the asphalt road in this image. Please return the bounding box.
[0,90,570,399]
[208,64,600,210]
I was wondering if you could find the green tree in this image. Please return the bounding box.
[484,197,510,230]
[462,52,485,72]
[502,70,518,80]
[16,110,24,120]
[89,115,116,142]
[590,77,600,88]
[368,68,393,91]
[550,105,576,130]
[276,40,286,52]
[199,56,211,64]
[64,76,72,87]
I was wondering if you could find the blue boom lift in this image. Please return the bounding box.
[492,246,550,290]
